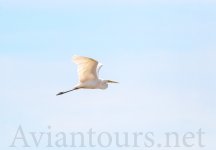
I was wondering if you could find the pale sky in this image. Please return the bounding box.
[1,0,216,150]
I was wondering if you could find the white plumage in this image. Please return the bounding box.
[57,55,118,96]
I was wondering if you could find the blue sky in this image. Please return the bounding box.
[1,0,216,149]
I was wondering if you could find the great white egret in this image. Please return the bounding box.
[56,55,118,96]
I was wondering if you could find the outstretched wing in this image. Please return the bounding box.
[97,63,103,77]
[73,55,99,83]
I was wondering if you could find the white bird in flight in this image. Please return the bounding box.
[56,55,118,96]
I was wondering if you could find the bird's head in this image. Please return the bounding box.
[99,80,118,89]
